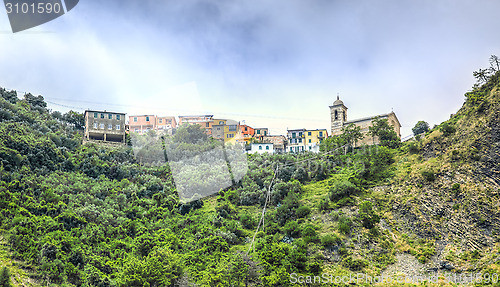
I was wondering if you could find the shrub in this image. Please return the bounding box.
[421,170,435,181]
[329,180,359,201]
[358,201,380,229]
[0,267,12,287]
[439,122,456,136]
[239,213,257,229]
[318,197,330,211]
[342,256,367,271]
[295,205,311,218]
[320,234,341,247]
[338,216,352,234]
[283,220,300,238]
[408,142,420,154]
[451,183,460,194]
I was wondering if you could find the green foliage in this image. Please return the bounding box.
[329,180,359,201]
[0,267,12,287]
[342,256,367,271]
[412,121,429,135]
[295,205,311,218]
[439,122,456,136]
[421,170,436,181]
[368,117,401,148]
[358,201,380,229]
[338,215,352,234]
[320,234,341,248]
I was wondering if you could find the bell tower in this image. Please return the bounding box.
[330,95,348,136]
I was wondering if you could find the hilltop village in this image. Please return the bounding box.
[83,96,401,153]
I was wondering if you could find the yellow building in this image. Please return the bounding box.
[304,129,328,152]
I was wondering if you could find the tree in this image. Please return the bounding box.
[473,55,499,86]
[341,123,363,151]
[63,111,85,130]
[358,201,380,229]
[412,121,429,136]
[23,93,47,110]
[319,135,346,152]
[173,124,208,144]
[368,117,400,148]
[0,267,12,287]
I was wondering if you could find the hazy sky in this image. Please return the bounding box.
[1,0,500,136]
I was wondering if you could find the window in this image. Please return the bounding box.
[159,119,163,123]
[264,131,267,135]
[108,114,112,119]
[227,134,234,138]
[219,121,224,125]
[93,112,98,118]
[257,130,260,134]
[116,125,120,130]
[335,110,338,120]
[299,138,302,143]
[343,113,346,121]
[146,116,150,122]
[308,132,312,136]
[292,132,296,138]
[133,117,138,122]
[117,115,120,120]
[299,132,302,137]
[319,132,323,137]
[206,122,210,127]
[100,123,104,129]
[244,127,248,131]
[309,146,312,150]
[259,146,262,150]
[93,123,98,129]
[266,145,269,150]
[108,124,112,129]
[100,113,104,119]
[309,139,311,143]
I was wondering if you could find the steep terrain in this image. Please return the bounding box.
[384,70,500,281]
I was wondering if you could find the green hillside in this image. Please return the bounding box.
[0,64,499,286]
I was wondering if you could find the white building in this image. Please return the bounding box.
[248,143,274,154]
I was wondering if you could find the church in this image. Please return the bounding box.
[329,96,401,146]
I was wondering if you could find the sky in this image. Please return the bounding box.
[1,0,500,137]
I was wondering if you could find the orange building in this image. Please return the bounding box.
[239,124,255,143]
[178,115,214,135]
[129,115,156,134]
[129,115,177,134]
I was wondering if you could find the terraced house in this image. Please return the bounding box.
[304,129,328,152]
[84,110,126,143]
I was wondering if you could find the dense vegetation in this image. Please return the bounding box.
[0,57,499,286]
[0,88,401,286]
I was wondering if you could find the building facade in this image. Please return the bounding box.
[330,96,401,146]
[287,128,306,153]
[304,129,328,153]
[129,115,156,134]
[261,135,287,153]
[85,110,126,143]
[248,143,274,154]
[178,115,214,135]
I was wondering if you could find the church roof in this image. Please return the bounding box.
[344,112,401,127]
[332,95,344,106]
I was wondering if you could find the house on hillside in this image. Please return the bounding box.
[84,110,126,143]
[248,143,274,154]
[304,129,328,153]
[178,115,214,135]
[261,135,287,153]
[129,115,177,134]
